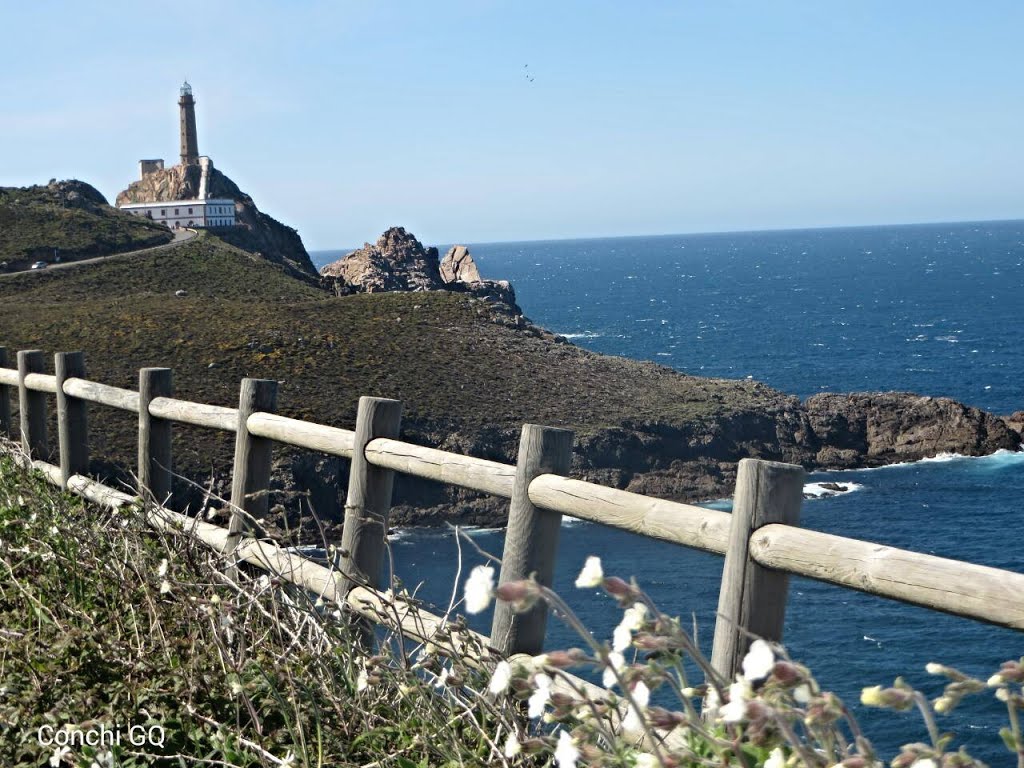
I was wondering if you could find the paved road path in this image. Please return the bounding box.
[0,227,197,279]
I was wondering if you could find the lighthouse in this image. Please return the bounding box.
[178,80,199,166]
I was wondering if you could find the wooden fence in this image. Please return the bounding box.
[0,346,1022,688]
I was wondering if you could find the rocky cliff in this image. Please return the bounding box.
[115,162,317,278]
[320,227,536,333]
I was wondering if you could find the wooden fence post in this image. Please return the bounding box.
[226,378,278,552]
[0,347,11,439]
[55,352,89,488]
[491,423,574,657]
[17,350,48,460]
[339,396,402,593]
[711,458,804,679]
[138,368,173,504]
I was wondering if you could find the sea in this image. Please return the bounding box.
[311,220,1023,763]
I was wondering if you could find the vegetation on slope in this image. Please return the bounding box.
[0,181,173,270]
[0,233,783,481]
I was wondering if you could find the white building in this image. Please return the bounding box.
[119,198,237,230]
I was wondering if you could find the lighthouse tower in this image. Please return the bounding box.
[178,81,199,166]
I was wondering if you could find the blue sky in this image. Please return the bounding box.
[2,1,1023,250]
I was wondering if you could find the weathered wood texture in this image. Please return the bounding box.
[0,361,17,387]
[55,352,89,488]
[246,412,355,457]
[365,437,516,497]
[711,458,804,678]
[64,378,141,413]
[227,379,278,551]
[0,348,11,438]
[339,397,403,592]
[751,524,1024,630]
[23,372,57,393]
[138,368,173,503]
[17,351,48,459]
[529,474,732,554]
[147,396,238,432]
[491,424,574,656]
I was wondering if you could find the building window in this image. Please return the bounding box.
[161,209,166,216]
[175,208,179,215]
[188,207,193,214]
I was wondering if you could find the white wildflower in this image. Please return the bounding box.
[925,662,944,675]
[49,745,72,767]
[764,747,786,768]
[794,683,812,704]
[503,733,521,758]
[90,751,114,768]
[554,730,579,768]
[489,660,512,695]
[356,668,369,692]
[720,678,752,723]
[574,556,603,588]
[159,579,172,594]
[622,680,650,731]
[996,687,1011,702]
[704,684,721,716]
[612,602,647,652]
[463,565,495,614]
[528,673,552,718]
[280,752,297,768]
[987,673,1005,687]
[435,666,450,689]
[635,755,659,768]
[229,679,243,696]
[602,650,625,688]
[910,760,938,768]
[157,558,168,578]
[741,639,775,681]
[49,525,59,536]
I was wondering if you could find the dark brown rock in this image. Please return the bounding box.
[805,392,1020,467]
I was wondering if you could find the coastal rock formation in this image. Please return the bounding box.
[804,392,1020,467]
[439,245,481,283]
[320,227,446,292]
[115,161,317,278]
[320,228,525,317]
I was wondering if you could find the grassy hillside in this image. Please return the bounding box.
[0,180,173,270]
[0,232,790,529]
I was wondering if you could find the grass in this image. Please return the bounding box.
[0,183,173,270]
[0,451,535,767]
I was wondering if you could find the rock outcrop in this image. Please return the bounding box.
[320,227,446,292]
[439,245,481,283]
[116,161,317,278]
[320,228,525,319]
[804,392,1020,467]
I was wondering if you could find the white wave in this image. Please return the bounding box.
[803,481,864,499]
[558,331,603,339]
[830,447,1024,473]
[561,514,586,527]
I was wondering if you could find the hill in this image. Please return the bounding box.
[0,180,173,270]
[0,230,1017,540]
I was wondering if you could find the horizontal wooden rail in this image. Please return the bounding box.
[148,396,238,432]
[63,377,141,413]
[24,372,57,393]
[528,474,733,555]
[365,437,516,498]
[247,412,355,457]
[0,367,17,386]
[751,524,1024,631]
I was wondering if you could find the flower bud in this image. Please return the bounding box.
[495,579,541,612]
[771,660,801,684]
[633,633,670,651]
[602,576,635,599]
[933,695,955,713]
[840,757,868,768]
[543,650,582,668]
[646,706,686,729]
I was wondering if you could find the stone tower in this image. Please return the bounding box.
[178,81,199,166]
